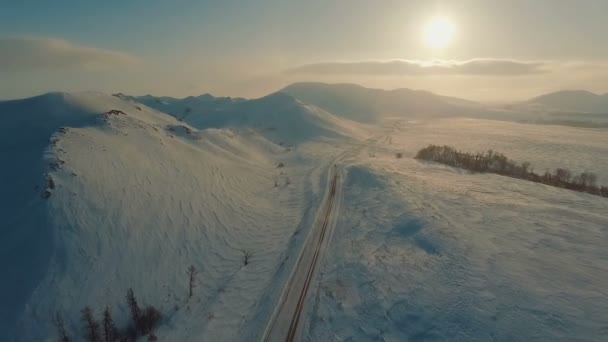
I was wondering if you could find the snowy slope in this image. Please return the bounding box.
[0,92,108,341]
[305,118,608,341]
[0,92,356,341]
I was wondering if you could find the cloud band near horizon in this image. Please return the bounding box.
[285,59,549,76]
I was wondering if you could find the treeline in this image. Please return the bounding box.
[415,145,608,198]
[54,288,161,342]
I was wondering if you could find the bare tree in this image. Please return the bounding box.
[520,162,531,177]
[586,172,598,188]
[54,312,71,342]
[126,288,142,333]
[241,250,252,266]
[81,306,101,342]
[102,306,117,342]
[554,168,572,185]
[187,265,197,298]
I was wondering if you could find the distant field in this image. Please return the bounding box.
[391,118,608,184]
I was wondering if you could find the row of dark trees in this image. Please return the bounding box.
[55,288,161,342]
[415,144,608,198]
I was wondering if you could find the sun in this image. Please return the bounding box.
[423,17,455,49]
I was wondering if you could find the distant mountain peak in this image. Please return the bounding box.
[281,82,478,122]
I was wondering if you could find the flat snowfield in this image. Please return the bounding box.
[305,118,608,341]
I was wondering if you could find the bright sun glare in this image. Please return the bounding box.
[423,17,455,49]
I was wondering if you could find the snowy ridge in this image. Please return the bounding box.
[178,92,369,145]
[115,93,246,121]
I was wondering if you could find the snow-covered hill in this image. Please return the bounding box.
[0,92,356,341]
[526,90,608,114]
[119,91,369,145]
[280,82,482,122]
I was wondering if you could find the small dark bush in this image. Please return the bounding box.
[139,306,162,334]
[241,250,252,266]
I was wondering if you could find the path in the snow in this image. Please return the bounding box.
[262,165,341,342]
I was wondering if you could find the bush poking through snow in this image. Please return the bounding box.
[107,109,126,116]
[138,307,162,336]
[241,250,252,266]
[187,265,197,298]
[416,144,608,198]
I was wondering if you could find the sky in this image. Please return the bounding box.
[1,0,608,101]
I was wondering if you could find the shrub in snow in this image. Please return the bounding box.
[139,307,162,335]
[187,265,197,298]
[416,144,607,198]
[241,250,252,266]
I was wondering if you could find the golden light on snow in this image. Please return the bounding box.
[423,17,455,49]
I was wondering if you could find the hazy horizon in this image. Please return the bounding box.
[2,1,608,101]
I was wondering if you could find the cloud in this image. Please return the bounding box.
[285,58,548,76]
[0,37,139,72]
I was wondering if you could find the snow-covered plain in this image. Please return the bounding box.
[1,88,607,341]
[304,119,608,341]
